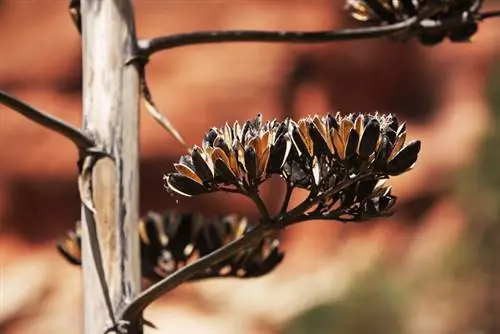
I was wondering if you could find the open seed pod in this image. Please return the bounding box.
[345,0,483,44]
[57,211,284,282]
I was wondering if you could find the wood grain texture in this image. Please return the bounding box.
[80,0,141,333]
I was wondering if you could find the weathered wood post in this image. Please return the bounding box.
[80,0,142,333]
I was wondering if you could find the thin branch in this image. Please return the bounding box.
[293,207,395,224]
[279,182,294,215]
[477,10,500,20]
[0,90,95,150]
[247,186,270,221]
[120,225,273,329]
[137,17,418,57]
[137,64,191,153]
[217,186,246,194]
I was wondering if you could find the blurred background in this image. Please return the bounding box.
[1,1,500,333]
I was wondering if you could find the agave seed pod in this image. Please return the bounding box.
[345,0,484,44]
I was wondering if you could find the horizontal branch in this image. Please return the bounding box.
[0,90,95,150]
[137,17,418,57]
[120,224,273,329]
[478,10,500,20]
[136,8,500,58]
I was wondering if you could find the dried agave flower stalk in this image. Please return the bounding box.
[345,0,484,44]
[165,112,421,226]
[57,211,284,281]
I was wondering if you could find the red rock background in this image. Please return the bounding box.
[1,1,500,334]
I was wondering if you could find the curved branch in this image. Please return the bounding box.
[137,17,418,57]
[135,7,500,58]
[119,225,272,330]
[279,182,294,216]
[247,186,270,221]
[0,90,95,150]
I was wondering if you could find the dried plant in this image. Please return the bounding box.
[1,0,499,333]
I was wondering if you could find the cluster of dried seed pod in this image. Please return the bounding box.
[166,113,419,196]
[345,0,483,44]
[57,211,284,281]
[284,113,420,192]
[284,113,418,222]
[165,114,291,197]
[165,112,421,226]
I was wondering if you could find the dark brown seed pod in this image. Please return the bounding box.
[386,140,421,175]
[56,222,82,266]
[213,158,238,183]
[358,118,381,158]
[164,173,209,197]
[244,146,258,180]
[345,0,484,45]
[191,146,214,182]
[356,178,379,201]
[345,128,360,160]
[268,133,292,174]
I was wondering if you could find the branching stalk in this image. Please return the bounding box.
[279,182,294,215]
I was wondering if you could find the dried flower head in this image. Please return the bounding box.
[345,0,483,44]
[165,113,292,197]
[57,211,284,281]
[164,112,421,226]
[282,112,419,191]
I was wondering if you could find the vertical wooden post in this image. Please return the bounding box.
[80,0,141,333]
